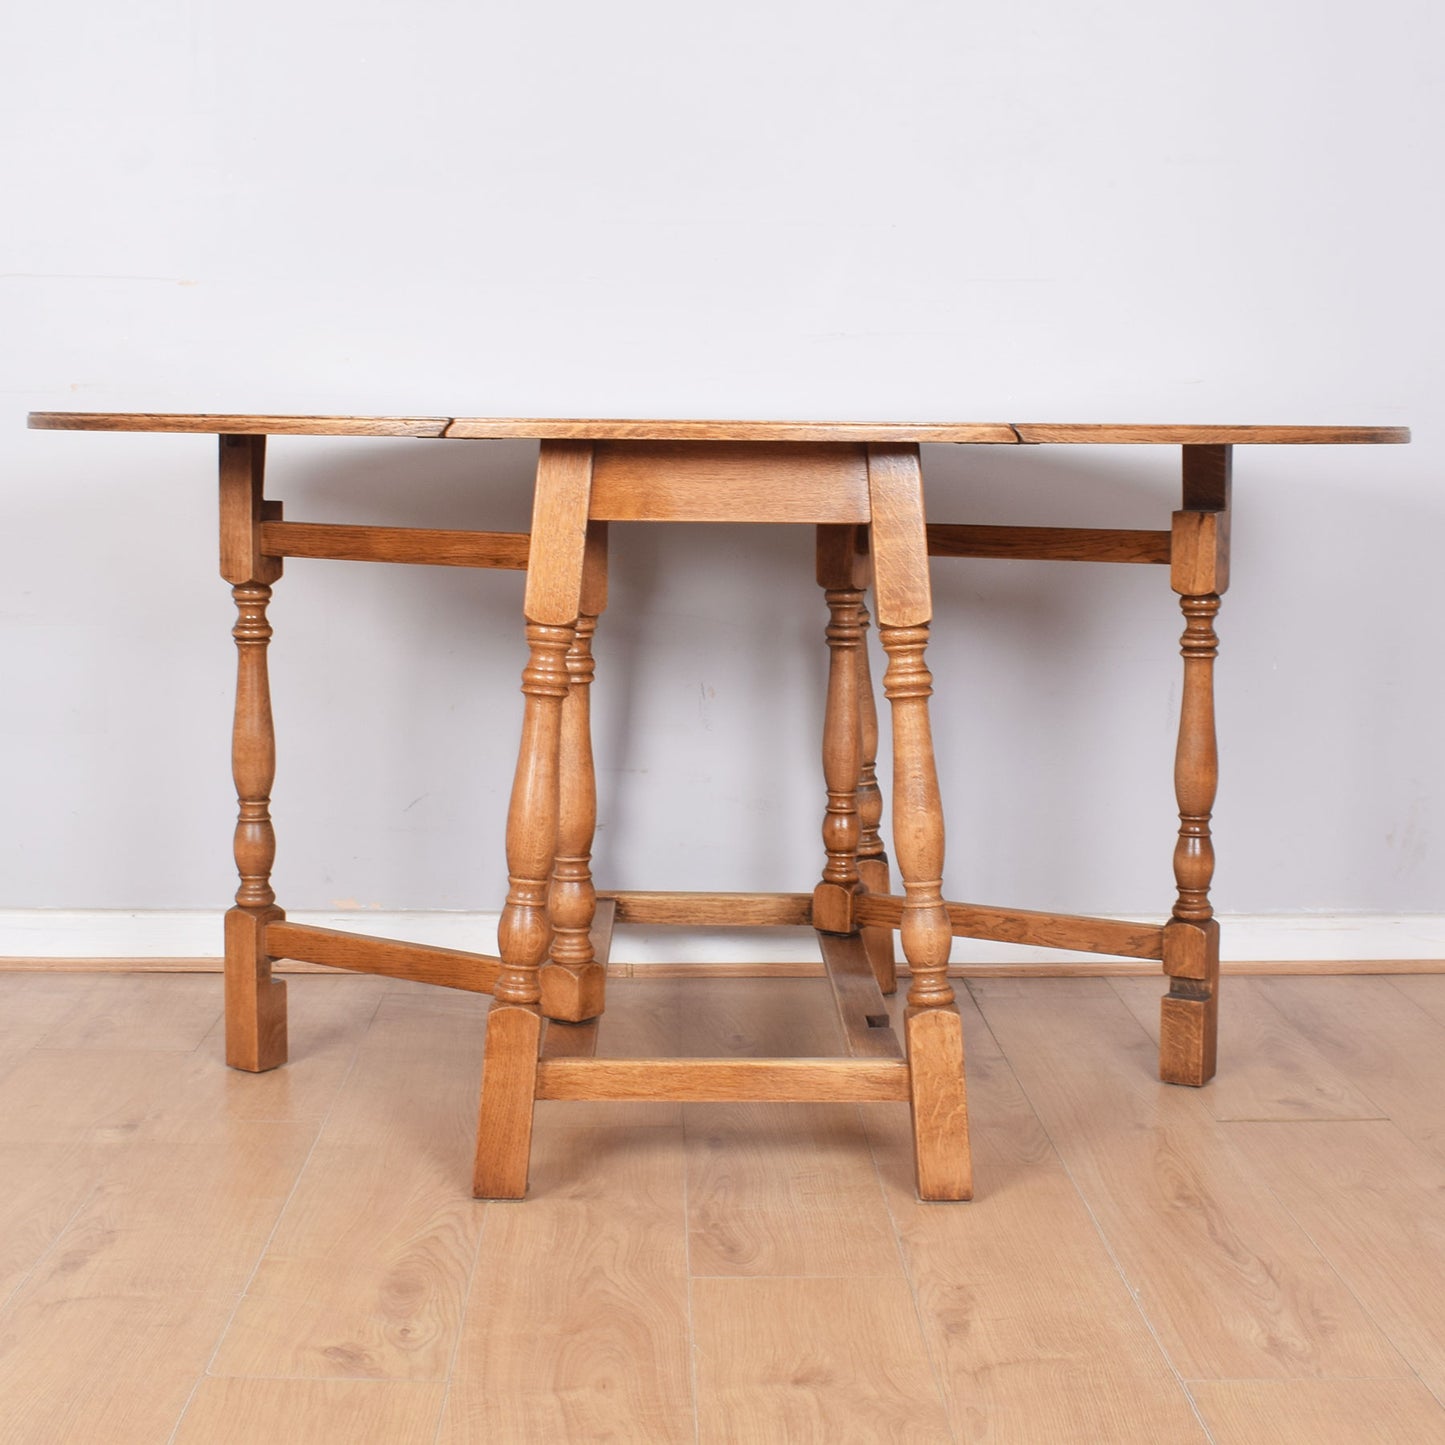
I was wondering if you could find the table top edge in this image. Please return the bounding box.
[25,413,1411,445]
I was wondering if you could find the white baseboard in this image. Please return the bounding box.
[0,908,1442,968]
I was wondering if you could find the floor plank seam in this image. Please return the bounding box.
[164,983,391,1445]
[1382,973,1445,1020]
[680,1103,703,1445]
[15,972,1445,1440]
[186,1011,228,1053]
[1180,1375,1443,1383]
[1217,1114,1390,1123]
[969,980,1220,1442]
[1234,977,1396,1124]
[1212,1112,1435,1390]
[862,1101,962,1444]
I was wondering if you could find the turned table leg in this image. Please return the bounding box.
[868,446,972,1201]
[541,523,609,1023]
[219,435,288,1073]
[475,442,594,1200]
[813,525,866,936]
[855,592,898,994]
[475,619,572,1199]
[1161,445,1231,1086]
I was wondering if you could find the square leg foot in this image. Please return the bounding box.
[539,961,607,1022]
[1160,993,1217,1086]
[1160,918,1219,1087]
[224,906,288,1072]
[474,1002,543,1199]
[905,1005,973,1202]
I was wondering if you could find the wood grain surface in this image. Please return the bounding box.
[1188,1380,1445,1445]
[1224,1118,1445,1398]
[1113,975,1387,1122]
[535,1056,911,1102]
[210,993,488,1381]
[266,920,500,994]
[854,893,1167,959]
[589,440,871,521]
[28,411,1410,444]
[174,1379,446,1445]
[440,1122,693,1444]
[970,979,1409,1380]
[927,522,1173,563]
[693,1276,954,1443]
[259,520,529,570]
[4,973,1445,1442]
[867,989,1209,1444]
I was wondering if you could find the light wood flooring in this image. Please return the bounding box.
[2,969,1445,1443]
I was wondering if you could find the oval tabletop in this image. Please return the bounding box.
[26,413,1409,445]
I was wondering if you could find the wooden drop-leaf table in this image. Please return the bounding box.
[27,413,1410,1200]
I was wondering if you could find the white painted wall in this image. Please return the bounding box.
[3,1,1440,930]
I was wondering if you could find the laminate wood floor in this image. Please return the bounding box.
[1,971,1444,1443]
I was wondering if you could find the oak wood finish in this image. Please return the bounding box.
[31,410,1414,1210]
[1010,422,1409,445]
[855,892,1166,959]
[947,902,1162,961]
[866,444,972,1200]
[474,442,592,1200]
[1161,444,1230,1086]
[266,921,500,993]
[535,1056,911,1102]
[854,591,898,993]
[537,894,613,1074]
[812,525,867,934]
[31,412,455,436]
[472,1003,542,1200]
[259,520,529,570]
[537,894,616,1055]
[540,523,609,1022]
[220,435,288,1073]
[590,441,872,522]
[816,931,903,1060]
[927,522,1173,564]
[849,722,895,994]
[604,890,814,926]
[29,411,1409,444]
[224,910,287,1074]
[227,586,280,914]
